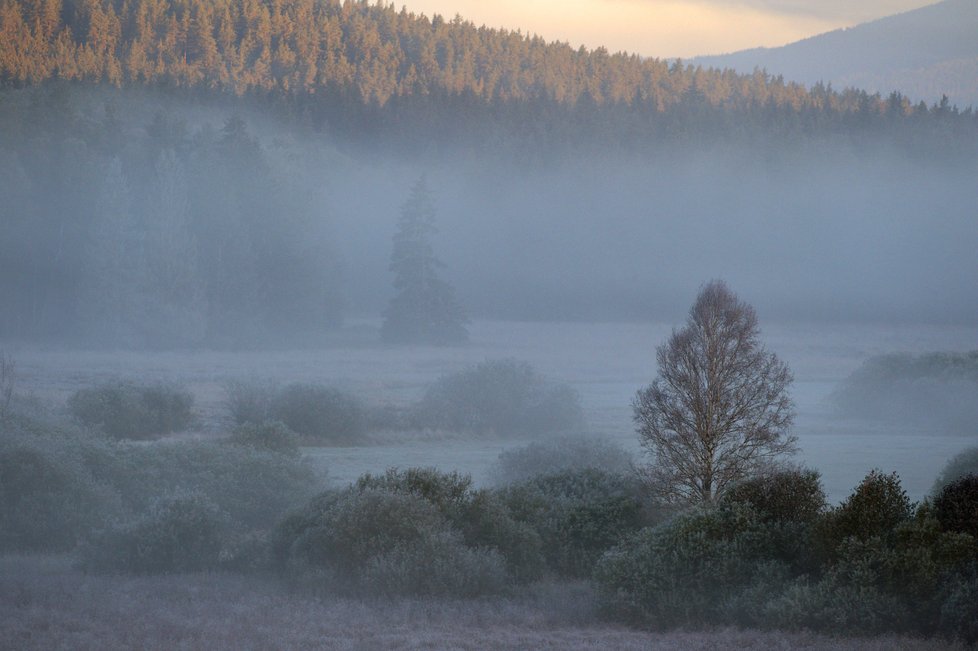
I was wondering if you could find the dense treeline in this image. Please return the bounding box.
[1,0,976,154]
[0,87,342,346]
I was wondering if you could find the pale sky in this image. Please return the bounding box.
[400,0,938,58]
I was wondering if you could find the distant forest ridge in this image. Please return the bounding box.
[1,0,977,149]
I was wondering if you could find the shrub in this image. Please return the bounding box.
[227,382,365,444]
[594,503,784,627]
[933,474,978,538]
[355,467,546,582]
[490,435,634,485]
[723,469,827,524]
[96,440,318,531]
[413,359,584,437]
[227,420,300,457]
[67,380,195,439]
[0,426,120,552]
[817,469,913,557]
[78,491,229,574]
[501,468,649,578]
[278,486,510,596]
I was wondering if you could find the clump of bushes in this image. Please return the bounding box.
[274,470,521,597]
[67,380,195,439]
[0,423,120,552]
[490,435,634,485]
[412,359,585,437]
[593,467,978,643]
[77,491,229,574]
[501,468,651,578]
[226,382,366,444]
[227,420,300,457]
[0,412,318,558]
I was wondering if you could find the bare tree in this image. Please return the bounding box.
[633,281,796,504]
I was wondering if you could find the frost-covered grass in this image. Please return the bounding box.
[0,555,964,651]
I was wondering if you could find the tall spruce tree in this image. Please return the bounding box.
[382,177,467,345]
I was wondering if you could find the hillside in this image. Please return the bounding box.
[693,0,978,109]
[1,0,976,154]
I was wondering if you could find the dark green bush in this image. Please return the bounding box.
[227,420,300,457]
[278,486,510,596]
[78,491,229,574]
[594,503,785,627]
[413,359,584,436]
[816,469,914,558]
[490,435,634,485]
[501,468,649,578]
[355,467,546,582]
[723,469,826,524]
[67,381,195,439]
[227,382,365,444]
[933,474,978,538]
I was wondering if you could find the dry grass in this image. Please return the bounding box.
[0,555,963,651]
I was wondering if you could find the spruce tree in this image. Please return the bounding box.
[382,177,467,345]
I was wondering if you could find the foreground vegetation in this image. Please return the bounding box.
[3,393,977,646]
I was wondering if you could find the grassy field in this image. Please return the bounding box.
[8,319,976,501]
[0,555,965,651]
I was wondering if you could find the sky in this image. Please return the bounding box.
[400,0,938,58]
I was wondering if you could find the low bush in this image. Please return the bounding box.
[78,491,229,574]
[412,359,584,437]
[67,380,195,439]
[226,382,366,444]
[490,435,634,485]
[0,425,120,552]
[723,469,827,524]
[355,467,546,582]
[594,503,788,627]
[500,469,651,578]
[227,420,300,457]
[938,565,978,645]
[277,485,510,596]
[816,469,914,558]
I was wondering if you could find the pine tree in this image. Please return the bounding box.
[381,177,467,345]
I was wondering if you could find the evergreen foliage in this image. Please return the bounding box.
[382,177,467,345]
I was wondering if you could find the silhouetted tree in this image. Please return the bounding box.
[633,280,796,504]
[382,177,467,345]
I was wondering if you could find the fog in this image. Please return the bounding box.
[2,88,976,349]
[330,150,978,324]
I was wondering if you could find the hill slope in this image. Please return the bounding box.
[693,0,978,108]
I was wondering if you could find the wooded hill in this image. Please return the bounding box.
[1,0,976,154]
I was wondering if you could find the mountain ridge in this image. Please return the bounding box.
[692,0,978,108]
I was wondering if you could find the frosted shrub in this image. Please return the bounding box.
[227,420,300,457]
[68,380,195,439]
[501,468,648,578]
[280,487,511,596]
[227,382,365,444]
[413,359,584,437]
[490,435,633,485]
[78,491,229,574]
[0,426,119,552]
[594,503,787,627]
